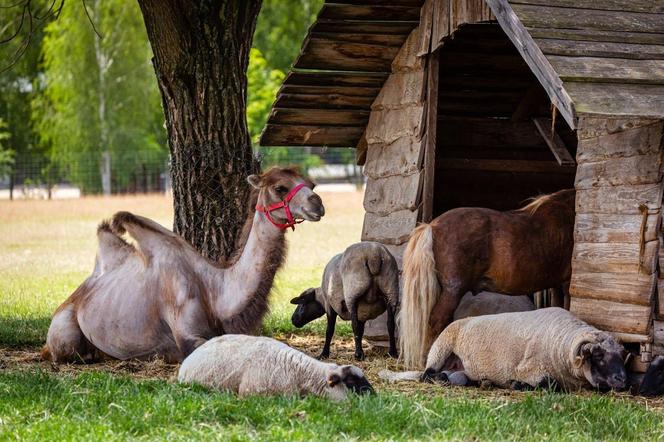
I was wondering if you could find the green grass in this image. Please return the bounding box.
[2,370,663,441]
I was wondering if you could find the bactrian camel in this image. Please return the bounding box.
[42,167,325,363]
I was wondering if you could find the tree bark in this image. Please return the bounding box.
[137,0,261,261]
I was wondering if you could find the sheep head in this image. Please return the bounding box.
[572,336,627,391]
[327,365,374,398]
[638,356,664,397]
[290,288,325,327]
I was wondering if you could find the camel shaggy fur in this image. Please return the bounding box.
[43,167,324,363]
[178,335,373,400]
[423,308,628,392]
[290,241,399,360]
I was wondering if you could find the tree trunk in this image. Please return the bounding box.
[137,0,261,261]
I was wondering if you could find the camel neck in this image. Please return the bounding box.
[212,211,287,332]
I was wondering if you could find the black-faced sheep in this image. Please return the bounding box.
[177,335,373,401]
[423,307,628,392]
[637,355,664,397]
[290,241,399,360]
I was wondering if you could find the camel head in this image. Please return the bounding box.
[248,166,325,229]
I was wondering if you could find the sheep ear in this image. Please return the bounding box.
[290,296,302,305]
[247,174,262,189]
[327,373,341,387]
[572,356,584,369]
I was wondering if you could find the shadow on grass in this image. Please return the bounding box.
[0,315,51,348]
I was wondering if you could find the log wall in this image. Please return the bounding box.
[570,117,664,341]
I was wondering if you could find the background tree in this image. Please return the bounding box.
[33,1,166,194]
[0,119,14,178]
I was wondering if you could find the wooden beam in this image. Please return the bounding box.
[421,51,439,223]
[294,38,399,72]
[485,0,577,128]
[310,21,416,35]
[274,93,374,110]
[532,117,575,166]
[548,56,664,86]
[259,124,364,147]
[512,4,664,34]
[569,297,652,335]
[566,82,664,118]
[318,4,422,21]
[535,39,664,61]
[527,28,664,46]
[268,108,370,127]
[510,0,664,14]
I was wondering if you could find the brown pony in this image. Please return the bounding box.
[399,189,576,368]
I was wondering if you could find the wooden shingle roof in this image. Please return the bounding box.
[260,0,664,147]
[259,1,425,148]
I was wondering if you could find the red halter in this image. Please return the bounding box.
[256,183,307,231]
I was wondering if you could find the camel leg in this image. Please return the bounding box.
[386,305,398,359]
[350,304,365,361]
[173,300,217,360]
[318,311,337,359]
[44,303,99,363]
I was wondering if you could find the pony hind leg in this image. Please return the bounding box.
[43,303,101,363]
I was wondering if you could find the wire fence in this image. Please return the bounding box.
[0,147,363,200]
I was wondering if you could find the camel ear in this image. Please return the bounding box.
[327,373,341,387]
[247,174,262,189]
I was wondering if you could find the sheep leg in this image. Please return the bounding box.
[351,307,365,361]
[386,305,398,358]
[509,380,536,391]
[536,376,560,392]
[318,311,337,360]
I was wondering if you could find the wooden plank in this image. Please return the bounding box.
[329,0,425,6]
[569,297,652,335]
[438,117,546,148]
[310,21,416,35]
[284,72,388,88]
[574,153,663,189]
[422,52,439,223]
[576,122,663,163]
[268,108,370,127]
[372,71,426,110]
[658,279,664,319]
[572,241,659,275]
[612,332,651,344]
[364,172,422,215]
[318,4,422,21]
[512,4,664,34]
[365,105,425,145]
[362,209,419,245]
[259,124,364,147]
[570,272,656,305]
[532,117,575,166]
[548,56,664,85]
[274,93,375,110]
[510,0,664,14]
[440,158,575,174]
[280,85,379,97]
[363,137,424,179]
[527,28,664,46]
[577,116,662,140]
[485,0,577,129]
[566,82,664,118]
[575,183,664,214]
[308,32,407,47]
[535,39,664,61]
[294,38,399,72]
[392,26,425,72]
[574,213,659,243]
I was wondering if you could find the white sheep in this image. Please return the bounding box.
[423,307,628,391]
[290,241,399,360]
[453,291,535,321]
[177,335,373,400]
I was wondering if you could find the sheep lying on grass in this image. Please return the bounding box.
[178,335,373,400]
[637,356,664,397]
[423,307,628,392]
[290,241,399,360]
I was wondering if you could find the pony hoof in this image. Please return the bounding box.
[317,352,330,360]
[388,348,398,359]
[354,351,365,361]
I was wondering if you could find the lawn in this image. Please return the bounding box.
[2,192,664,441]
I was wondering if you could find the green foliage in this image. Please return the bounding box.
[0,119,14,177]
[33,1,166,193]
[247,48,285,144]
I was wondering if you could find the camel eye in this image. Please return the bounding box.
[275,186,288,194]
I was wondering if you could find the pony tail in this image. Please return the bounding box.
[398,223,440,369]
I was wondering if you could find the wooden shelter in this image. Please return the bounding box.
[260,0,664,364]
